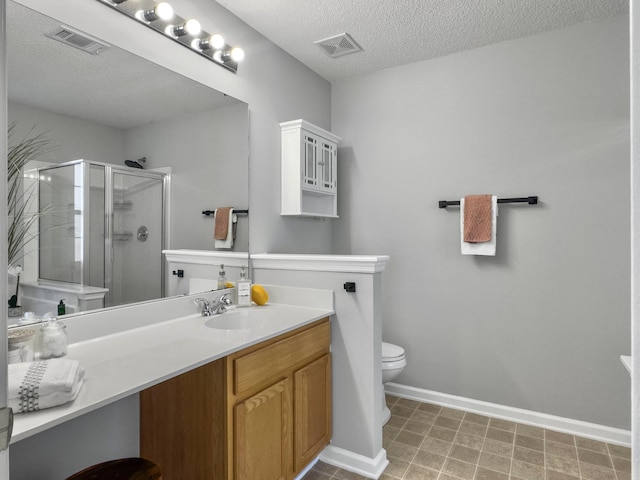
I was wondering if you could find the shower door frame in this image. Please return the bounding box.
[104,164,170,306]
[37,159,171,306]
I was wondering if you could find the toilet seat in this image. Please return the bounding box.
[382,342,406,362]
[381,341,407,426]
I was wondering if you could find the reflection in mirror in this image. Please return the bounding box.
[7,1,249,323]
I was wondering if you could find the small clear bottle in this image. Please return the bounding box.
[217,264,227,290]
[237,266,252,307]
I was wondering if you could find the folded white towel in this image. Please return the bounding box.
[8,359,85,413]
[214,210,236,249]
[461,195,498,256]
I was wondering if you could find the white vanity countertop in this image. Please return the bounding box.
[11,301,333,443]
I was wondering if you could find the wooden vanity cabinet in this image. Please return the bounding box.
[140,317,331,480]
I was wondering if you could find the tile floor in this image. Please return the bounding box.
[302,395,631,480]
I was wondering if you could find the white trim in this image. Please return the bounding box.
[251,254,390,273]
[318,445,388,479]
[385,383,632,447]
[163,249,249,267]
[279,119,341,144]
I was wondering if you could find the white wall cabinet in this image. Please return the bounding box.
[281,119,341,218]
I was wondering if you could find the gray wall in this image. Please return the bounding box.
[124,102,250,252]
[9,101,124,164]
[332,15,631,429]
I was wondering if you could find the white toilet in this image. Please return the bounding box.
[381,341,407,425]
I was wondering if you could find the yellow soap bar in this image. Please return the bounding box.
[251,285,269,305]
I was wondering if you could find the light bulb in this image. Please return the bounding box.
[184,19,201,35]
[230,47,244,62]
[136,2,174,22]
[168,18,201,37]
[192,33,225,51]
[208,34,225,50]
[155,2,174,20]
[214,47,245,64]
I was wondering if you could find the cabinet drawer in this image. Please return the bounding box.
[234,320,330,396]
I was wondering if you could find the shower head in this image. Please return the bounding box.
[125,157,146,169]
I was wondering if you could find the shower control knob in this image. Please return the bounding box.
[137,225,149,242]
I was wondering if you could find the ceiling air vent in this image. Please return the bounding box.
[314,33,361,58]
[46,25,110,55]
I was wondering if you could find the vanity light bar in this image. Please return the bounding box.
[97,0,244,74]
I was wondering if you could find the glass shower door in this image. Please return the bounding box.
[109,171,164,306]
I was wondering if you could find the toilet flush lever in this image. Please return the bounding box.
[344,282,356,293]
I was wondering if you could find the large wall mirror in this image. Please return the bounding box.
[7,0,249,322]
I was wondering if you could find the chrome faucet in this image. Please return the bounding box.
[195,297,214,316]
[211,294,232,314]
[196,294,232,316]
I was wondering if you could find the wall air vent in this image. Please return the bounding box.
[46,25,110,55]
[314,33,362,58]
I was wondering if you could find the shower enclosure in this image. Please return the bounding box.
[38,160,169,307]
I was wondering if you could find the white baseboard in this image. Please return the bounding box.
[318,445,389,479]
[385,383,631,447]
[293,458,318,480]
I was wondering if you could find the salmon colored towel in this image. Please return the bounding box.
[463,195,493,243]
[214,207,232,240]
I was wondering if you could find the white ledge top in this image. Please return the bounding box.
[163,249,249,267]
[251,253,390,273]
[21,281,109,295]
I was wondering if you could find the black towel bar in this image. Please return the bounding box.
[202,209,249,216]
[438,196,538,209]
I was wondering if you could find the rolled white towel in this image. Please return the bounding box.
[8,359,85,413]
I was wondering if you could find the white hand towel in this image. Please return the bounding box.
[460,195,498,256]
[214,210,236,249]
[8,359,85,413]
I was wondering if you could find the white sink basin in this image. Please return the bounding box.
[204,307,274,331]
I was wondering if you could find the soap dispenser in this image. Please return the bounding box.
[57,299,66,316]
[217,264,226,290]
[237,266,251,307]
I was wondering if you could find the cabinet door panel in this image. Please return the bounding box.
[235,378,292,480]
[303,134,317,188]
[295,354,332,471]
[319,141,336,192]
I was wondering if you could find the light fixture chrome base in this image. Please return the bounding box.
[97,0,240,73]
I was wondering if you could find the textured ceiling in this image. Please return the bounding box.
[8,2,237,130]
[216,0,629,82]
